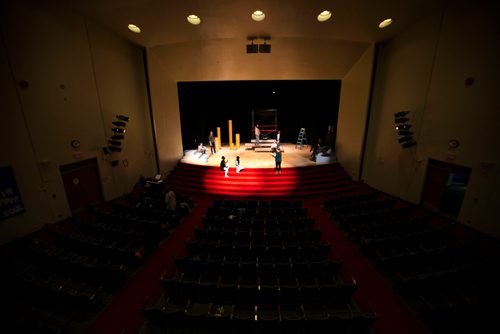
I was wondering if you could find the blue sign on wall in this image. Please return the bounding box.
[0,166,26,221]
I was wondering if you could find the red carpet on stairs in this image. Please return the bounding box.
[165,162,366,197]
[86,163,429,334]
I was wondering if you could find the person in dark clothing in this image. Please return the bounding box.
[220,156,229,177]
[208,131,216,154]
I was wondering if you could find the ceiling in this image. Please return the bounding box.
[65,0,451,48]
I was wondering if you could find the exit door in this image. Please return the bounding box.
[421,159,471,218]
[60,158,104,215]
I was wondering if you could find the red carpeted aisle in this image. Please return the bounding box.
[304,197,429,334]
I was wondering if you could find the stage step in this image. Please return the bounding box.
[164,162,371,197]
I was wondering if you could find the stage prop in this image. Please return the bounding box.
[247,109,278,152]
[217,127,221,151]
[228,120,233,150]
[235,133,240,149]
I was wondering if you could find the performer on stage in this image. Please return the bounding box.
[220,156,230,177]
[198,143,207,158]
[275,148,282,174]
[235,156,245,173]
[255,124,260,146]
[198,142,206,158]
[208,131,216,154]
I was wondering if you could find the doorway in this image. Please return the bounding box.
[60,158,104,215]
[421,159,471,218]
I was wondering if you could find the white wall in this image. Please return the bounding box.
[146,37,372,173]
[0,0,156,244]
[363,0,500,237]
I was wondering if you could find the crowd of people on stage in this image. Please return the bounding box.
[195,124,336,176]
[194,124,337,167]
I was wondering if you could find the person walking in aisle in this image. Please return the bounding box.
[220,156,230,177]
[275,148,282,175]
[208,131,216,154]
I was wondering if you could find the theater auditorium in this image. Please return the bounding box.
[1,1,499,333]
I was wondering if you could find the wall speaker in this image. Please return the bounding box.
[246,44,258,53]
[259,43,271,53]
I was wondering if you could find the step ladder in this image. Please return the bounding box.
[295,128,307,149]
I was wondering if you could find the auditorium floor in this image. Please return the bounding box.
[181,142,336,169]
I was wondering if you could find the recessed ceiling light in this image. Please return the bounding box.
[127,24,141,33]
[187,14,201,25]
[317,10,332,22]
[379,18,393,28]
[252,10,266,22]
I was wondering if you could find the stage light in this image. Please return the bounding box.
[108,140,122,147]
[394,111,409,118]
[111,134,124,140]
[394,117,409,124]
[112,121,127,127]
[108,145,122,152]
[112,128,126,134]
[396,124,412,130]
[116,115,129,122]
[398,130,414,136]
[402,141,417,149]
[398,136,413,143]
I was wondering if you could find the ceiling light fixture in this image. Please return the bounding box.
[187,14,201,25]
[379,18,393,28]
[317,10,332,22]
[252,10,266,22]
[127,24,141,33]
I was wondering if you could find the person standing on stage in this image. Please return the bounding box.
[255,124,260,146]
[276,130,281,145]
[220,156,230,177]
[275,148,282,175]
[208,131,216,154]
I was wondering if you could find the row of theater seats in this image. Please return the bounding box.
[186,231,330,264]
[205,206,309,220]
[141,199,377,334]
[324,192,500,333]
[12,232,128,290]
[212,199,303,209]
[0,182,186,334]
[201,216,316,230]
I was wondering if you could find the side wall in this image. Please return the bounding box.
[363,0,500,237]
[336,45,376,180]
[0,1,156,244]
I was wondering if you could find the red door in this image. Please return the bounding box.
[60,158,104,215]
[421,165,449,211]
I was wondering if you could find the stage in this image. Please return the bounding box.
[181,142,336,169]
